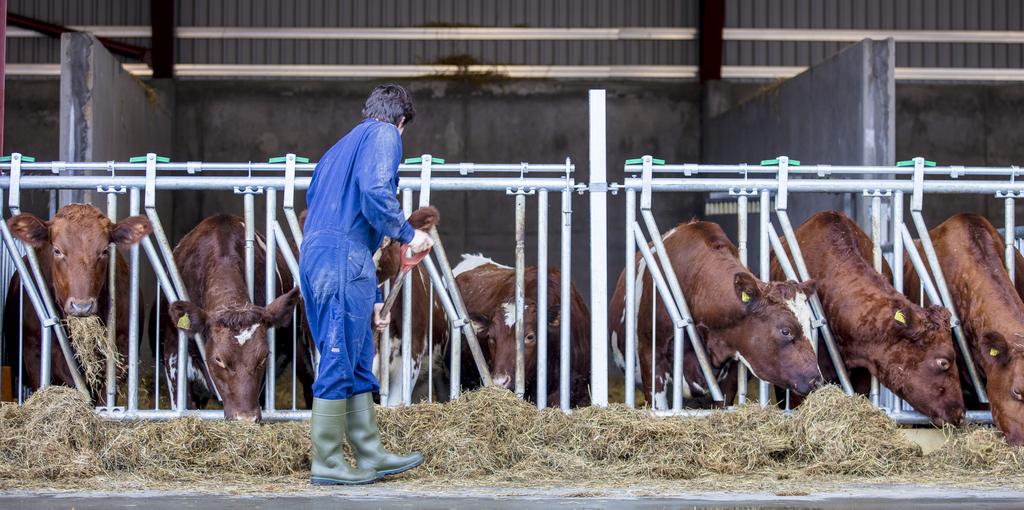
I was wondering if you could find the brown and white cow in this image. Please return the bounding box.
[3,204,151,394]
[904,213,1024,443]
[771,211,965,427]
[452,254,591,407]
[159,215,302,421]
[373,239,451,404]
[610,220,822,409]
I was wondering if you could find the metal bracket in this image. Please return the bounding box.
[51,161,65,175]
[683,163,699,176]
[95,405,126,413]
[815,164,833,177]
[773,156,791,212]
[459,162,474,175]
[8,153,21,210]
[640,155,655,211]
[996,190,1024,199]
[812,317,826,328]
[97,185,127,194]
[506,187,537,196]
[186,161,203,174]
[42,318,57,328]
[949,166,965,179]
[862,189,893,198]
[728,187,759,197]
[233,186,265,195]
[589,182,608,193]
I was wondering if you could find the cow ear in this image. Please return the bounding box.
[169,301,207,337]
[263,288,300,328]
[8,214,50,247]
[110,215,152,247]
[733,272,762,307]
[698,323,734,366]
[980,331,1010,367]
[469,313,490,336]
[798,279,817,297]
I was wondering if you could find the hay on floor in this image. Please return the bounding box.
[0,384,1019,487]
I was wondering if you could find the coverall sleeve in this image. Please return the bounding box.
[355,124,416,245]
[376,284,384,304]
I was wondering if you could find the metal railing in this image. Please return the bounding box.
[0,153,578,419]
[611,156,1024,423]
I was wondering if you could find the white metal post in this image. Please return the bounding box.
[588,90,609,407]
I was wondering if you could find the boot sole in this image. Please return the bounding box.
[376,457,424,477]
[311,476,380,486]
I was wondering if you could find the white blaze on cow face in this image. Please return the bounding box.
[785,291,815,350]
[234,323,260,346]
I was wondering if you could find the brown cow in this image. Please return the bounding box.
[771,211,965,427]
[160,215,301,421]
[3,204,151,394]
[373,238,451,404]
[904,213,1024,444]
[452,254,591,407]
[610,220,822,409]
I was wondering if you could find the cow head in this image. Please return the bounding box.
[977,331,1024,445]
[699,273,823,396]
[169,288,300,422]
[8,205,151,317]
[876,303,964,427]
[470,298,559,391]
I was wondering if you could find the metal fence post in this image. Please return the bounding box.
[127,187,141,412]
[559,162,573,411]
[588,90,610,407]
[536,188,549,409]
[513,190,527,399]
[265,187,278,412]
[623,188,637,408]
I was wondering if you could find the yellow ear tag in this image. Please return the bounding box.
[894,310,906,325]
[176,313,191,330]
[741,291,751,303]
[991,348,1001,357]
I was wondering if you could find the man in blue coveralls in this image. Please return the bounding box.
[300,84,433,485]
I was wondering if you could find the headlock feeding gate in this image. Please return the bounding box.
[1,94,1023,426]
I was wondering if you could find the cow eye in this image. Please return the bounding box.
[526,333,536,343]
[214,356,227,369]
[53,248,64,259]
[98,249,109,258]
[780,327,792,338]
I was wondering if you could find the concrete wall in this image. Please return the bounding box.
[59,33,174,205]
[703,39,896,275]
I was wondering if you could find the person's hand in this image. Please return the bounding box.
[373,303,391,332]
[409,229,434,254]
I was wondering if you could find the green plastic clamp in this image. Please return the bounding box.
[129,155,170,163]
[896,159,936,167]
[0,155,35,162]
[625,157,665,165]
[403,157,446,165]
[269,155,310,164]
[760,158,801,166]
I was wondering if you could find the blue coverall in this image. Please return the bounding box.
[300,118,415,400]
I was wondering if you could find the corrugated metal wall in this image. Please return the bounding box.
[725,0,1024,68]
[6,0,1023,70]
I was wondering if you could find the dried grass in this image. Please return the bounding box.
[0,384,1022,489]
[64,315,121,389]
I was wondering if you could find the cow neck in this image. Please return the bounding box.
[198,259,253,312]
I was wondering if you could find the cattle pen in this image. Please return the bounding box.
[1,92,1024,427]
[3,92,1024,505]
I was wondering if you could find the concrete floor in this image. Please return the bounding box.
[3,487,1024,510]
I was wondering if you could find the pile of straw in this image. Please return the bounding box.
[64,316,121,389]
[0,385,1020,487]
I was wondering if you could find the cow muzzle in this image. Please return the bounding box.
[65,298,97,317]
[228,410,261,423]
[492,374,514,390]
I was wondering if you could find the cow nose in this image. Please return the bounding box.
[808,375,825,391]
[492,374,513,390]
[66,298,97,317]
[231,411,261,423]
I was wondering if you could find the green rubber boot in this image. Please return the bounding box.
[345,392,424,476]
[310,397,380,485]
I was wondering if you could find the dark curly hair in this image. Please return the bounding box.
[362,84,416,127]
